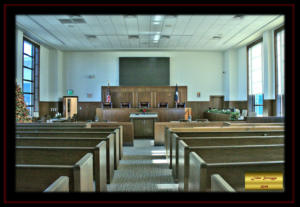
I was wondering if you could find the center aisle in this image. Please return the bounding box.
[107,140,179,192]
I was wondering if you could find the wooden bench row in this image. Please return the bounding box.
[164,126,285,192]
[15,124,124,192]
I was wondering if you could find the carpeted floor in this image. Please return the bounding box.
[107,139,179,192]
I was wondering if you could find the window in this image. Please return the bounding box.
[22,38,40,116]
[275,27,285,117]
[248,39,264,116]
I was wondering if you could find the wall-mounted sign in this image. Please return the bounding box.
[67,89,73,95]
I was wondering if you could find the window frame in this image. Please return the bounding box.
[22,37,40,116]
[274,26,285,117]
[247,38,264,115]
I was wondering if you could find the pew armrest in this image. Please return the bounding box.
[73,153,94,192]
[211,174,235,192]
[44,176,69,192]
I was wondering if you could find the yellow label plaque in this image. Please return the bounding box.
[245,173,283,190]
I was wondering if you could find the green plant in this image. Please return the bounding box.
[206,108,240,120]
[230,112,240,120]
[138,108,150,113]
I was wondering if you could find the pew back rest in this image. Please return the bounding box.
[191,144,284,163]
[16,146,98,165]
[44,176,69,192]
[16,137,107,147]
[183,136,284,146]
[16,131,114,138]
[16,153,94,192]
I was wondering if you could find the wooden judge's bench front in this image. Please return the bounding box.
[96,86,191,122]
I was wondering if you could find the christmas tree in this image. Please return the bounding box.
[16,83,31,122]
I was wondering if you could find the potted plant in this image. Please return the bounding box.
[138,108,149,114]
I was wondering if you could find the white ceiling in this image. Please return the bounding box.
[16,14,284,51]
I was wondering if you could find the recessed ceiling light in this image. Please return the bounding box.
[161,35,170,39]
[85,34,97,39]
[212,35,222,40]
[153,34,160,41]
[152,21,161,25]
[153,15,163,21]
[58,19,73,24]
[128,35,139,39]
[233,15,245,19]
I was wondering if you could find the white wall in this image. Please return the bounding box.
[15,29,64,102]
[16,29,23,88]
[223,28,277,102]
[223,47,247,101]
[63,51,224,102]
[263,30,276,100]
[40,47,64,101]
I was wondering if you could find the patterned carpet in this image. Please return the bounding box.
[107,139,179,192]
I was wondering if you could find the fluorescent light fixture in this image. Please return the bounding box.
[152,21,161,25]
[153,34,160,41]
[153,15,163,21]
[151,159,168,164]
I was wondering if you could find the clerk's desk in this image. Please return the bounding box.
[130,113,158,138]
[95,108,191,122]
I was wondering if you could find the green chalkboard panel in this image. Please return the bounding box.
[119,57,170,86]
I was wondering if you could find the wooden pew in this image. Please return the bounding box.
[155,121,227,146]
[16,123,89,128]
[90,122,134,147]
[172,135,284,181]
[189,156,284,192]
[166,126,284,168]
[16,127,121,164]
[44,176,69,192]
[177,142,284,191]
[86,125,124,159]
[16,138,107,191]
[15,131,116,179]
[16,153,93,192]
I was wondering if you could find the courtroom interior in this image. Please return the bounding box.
[14,13,286,194]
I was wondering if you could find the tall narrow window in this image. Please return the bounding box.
[275,27,285,117]
[248,39,264,116]
[22,38,40,116]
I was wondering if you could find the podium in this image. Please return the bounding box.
[130,113,158,138]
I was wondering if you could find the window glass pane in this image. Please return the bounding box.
[24,41,32,56]
[255,94,263,105]
[24,55,33,68]
[248,42,263,95]
[255,106,263,116]
[23,81,33,93]
[23,68,32,80]
[24,94,33,106]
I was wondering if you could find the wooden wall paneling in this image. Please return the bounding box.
[101,86,187,108]
[39,102,62,118]
[78,102,99,121]
[186,101,210,119]
[209,96,224,109]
